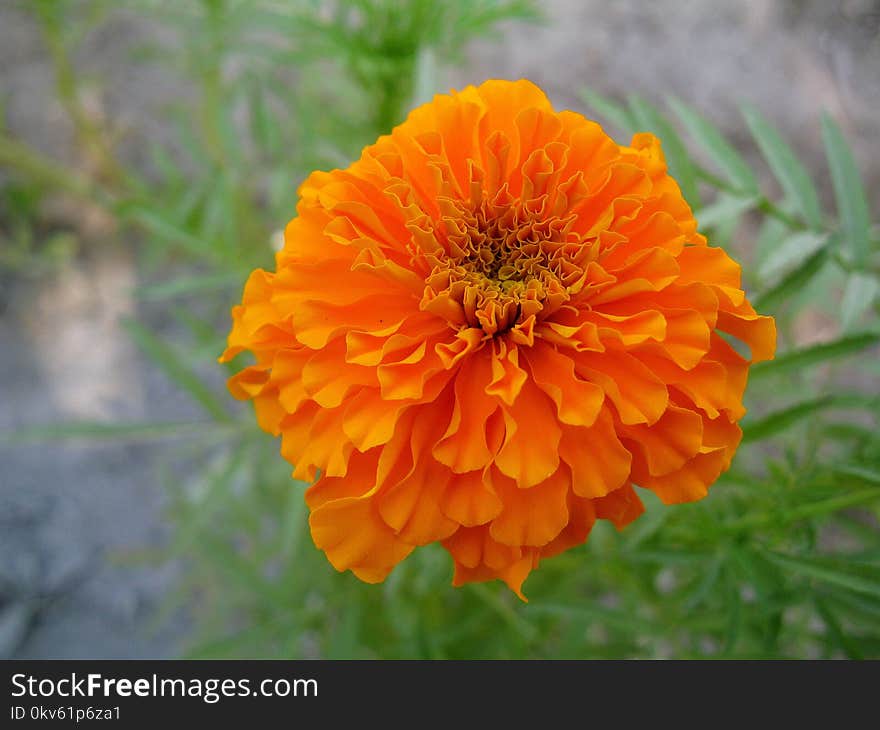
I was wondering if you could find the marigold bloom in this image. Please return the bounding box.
[221,79,775,599]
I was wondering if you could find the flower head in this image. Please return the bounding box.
[222,79,775,599]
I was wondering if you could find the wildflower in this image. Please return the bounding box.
[221,79,775,598]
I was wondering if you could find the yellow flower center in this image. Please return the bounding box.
[423,195,592,337]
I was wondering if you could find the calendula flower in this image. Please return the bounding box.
[221,79,775,599]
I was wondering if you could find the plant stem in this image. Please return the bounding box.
[36,2,126,186]
[694,165,808,232]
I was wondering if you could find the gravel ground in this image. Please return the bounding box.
[1,0,877,658]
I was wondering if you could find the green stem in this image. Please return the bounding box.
[36,3,126,185]
[719,488,880,534]
[0,133,100,202]
[469,583,538,642]
[695,165,880,275]
[694,166,808,232]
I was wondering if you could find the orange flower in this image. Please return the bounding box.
[221,79,775,599]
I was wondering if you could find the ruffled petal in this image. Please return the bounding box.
[495,379,562,488]
[309,488,415,583]
[489,467,570,547]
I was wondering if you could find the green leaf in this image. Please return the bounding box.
[759,231,827,284]
[718,487,880,533]
[741,105,822,228]
[834,465,880,486]
[755,208,793,268]
[821,113,872,265]
[683,553,725,610]
[766,553,880,601]
[669,98,758,193]
[411,45,438,108]
[840,272,880,331]
[467,584,537,642]
[695,193,757,229]
[135,272,242,302]
[815,598,865,659]
[753,247,828,312]
[721,575,743,656]
[750,331,880,380]
[528,603,660,635]
[249,80,282,154]
[579,89,635,137]
[123,319,232,422]
[120,204,218,262]
[627,95,700,206]
[621,493,668,549]
[741,395,837,442]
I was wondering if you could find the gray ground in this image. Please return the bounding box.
[1,0,878,658]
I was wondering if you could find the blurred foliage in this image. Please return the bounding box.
[2,0,879,659]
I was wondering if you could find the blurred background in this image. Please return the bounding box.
[1,0,878,659]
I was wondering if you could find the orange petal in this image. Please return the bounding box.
[495,379,562,488]
[559,409,631,498]
[489,467,570,547]
[574,350,668,425]
[541,495,597,559]
[433,350,499,472]
[525,341,605,427]
[716,308,777,363]
[485,340,528,406]
[440,469,503,527]
[377,458,457,545]
[593,483,645,529]
[622,404,704,478]
[309,487,414,583]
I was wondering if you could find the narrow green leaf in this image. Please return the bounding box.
[722,575,743,655]
[170,306,226,359]
[755,208,793,268]
[753,247,828,312]
[683,553,725,610]
[579,89,635,137]
[249,80,281,154]
[834,465,880,485]
[721,488,880,533]
[411,45,438,108]
[135,272,242,302]
[124,319,232,422]
[528,603,660,634]
[468,584,537,642]
[695,193,757,229]
[750,331,880,380]
[148,142,184,187]
[766,553,880,600]
[823,422,878,443]
[821,113,871,265]
[741,395,836,442]
[627,95,700,206]
[670,98,758,193]
[821,587,880,624]
[840,272,880,331]
[814,597,865,659]
[121,204,217,261]
[759,231,827,284]
[170,445,251,552]
[280,484,308,558]
[621,494,668,549]
[741,105,822,228]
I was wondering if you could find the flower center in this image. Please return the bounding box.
[422,196,591,337]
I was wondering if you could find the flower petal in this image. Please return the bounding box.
[494,379,562,487]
